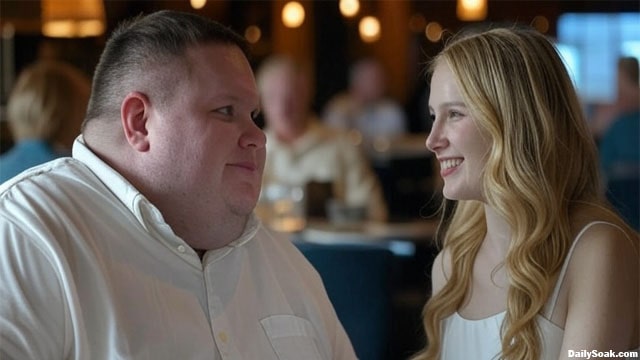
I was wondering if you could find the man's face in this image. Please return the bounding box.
[260,64,310,140]
[146,43,266,216]
[352,61,385,103]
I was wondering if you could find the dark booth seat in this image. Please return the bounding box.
[294,241,394,360]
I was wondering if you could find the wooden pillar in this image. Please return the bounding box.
[372,0,411,104]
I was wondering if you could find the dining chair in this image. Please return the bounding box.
[294,241,394,360]
[374,154,439,222]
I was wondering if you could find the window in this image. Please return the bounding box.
[557,13,640,103]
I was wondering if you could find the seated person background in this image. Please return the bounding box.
[322,57,407,158]
[257,55,388,223]
[589,57,640,143]
[0,60,91,183]
[599,56,640,230]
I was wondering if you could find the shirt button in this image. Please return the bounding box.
[218,331,228,343]
[177,245,186,253]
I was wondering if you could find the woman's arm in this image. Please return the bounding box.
[559,223,639,358]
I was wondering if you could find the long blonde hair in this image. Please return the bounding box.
[414,26,633,360]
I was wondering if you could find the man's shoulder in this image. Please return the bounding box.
[0,157,98,217]
[2,157,67,190]
[250,226,318,271]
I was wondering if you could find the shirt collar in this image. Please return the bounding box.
[72,135,152,228]
[228,213,260,247]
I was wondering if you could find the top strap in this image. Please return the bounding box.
[543,221,626,319]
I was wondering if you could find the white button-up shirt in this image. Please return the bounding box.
[0,137,356,360]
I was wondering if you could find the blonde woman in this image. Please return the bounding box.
[1,60,90,182]
[414,27,639,359]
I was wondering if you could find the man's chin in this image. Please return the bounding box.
[228,197,259,217]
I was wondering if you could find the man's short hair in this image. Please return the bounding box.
[82,10,250,131]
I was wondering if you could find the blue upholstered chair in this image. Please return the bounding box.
[294,241,394,360]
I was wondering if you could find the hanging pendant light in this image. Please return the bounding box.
[282,1,305,29]
[339,0,360,18]
[359,16,381,43]
[456,0,487,22]
[41,0,106,38]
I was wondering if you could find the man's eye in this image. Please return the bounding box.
[216,106,234,116]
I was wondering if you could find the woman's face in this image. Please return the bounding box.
[426,61,491,202]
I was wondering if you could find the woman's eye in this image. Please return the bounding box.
[429,113,436,123]
[448,110,464,119]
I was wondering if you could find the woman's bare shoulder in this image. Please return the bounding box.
[562,220,639,350]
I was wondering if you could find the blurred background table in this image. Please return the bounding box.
[297,218,438,256]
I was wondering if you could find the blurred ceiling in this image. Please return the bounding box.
[1,0,638,36]
[0,0,637,109]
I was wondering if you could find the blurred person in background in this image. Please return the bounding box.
[0,60,90,183]
[323,57,407,158]
[589,56,640,142]
[257,55,388,223]
[599,56,640,230]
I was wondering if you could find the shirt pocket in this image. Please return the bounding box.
[260,315,326,360]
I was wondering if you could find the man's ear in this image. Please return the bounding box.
[121,91,151,152]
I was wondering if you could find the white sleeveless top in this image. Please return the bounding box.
[441,221,638,360]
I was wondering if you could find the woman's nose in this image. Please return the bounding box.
[425,122,446,153]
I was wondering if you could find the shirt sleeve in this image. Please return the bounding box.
[0,216,70,360]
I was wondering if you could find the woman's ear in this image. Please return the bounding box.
[121,91,151,152]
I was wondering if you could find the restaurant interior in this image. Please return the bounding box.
[0,1,638,359]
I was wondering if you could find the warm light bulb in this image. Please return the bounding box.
[461,0,483,11]
[190,0,206,10]
[425,22,443,42]
[339,0,360,18]
[409,13,427,33]
[359,16,381,43]
[456,0,487,21]
[532,15,550,33]
[244,25,262,44]
[42,19,105,37]
[282,1,305,28]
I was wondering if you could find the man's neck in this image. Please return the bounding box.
[176,211,249,251]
